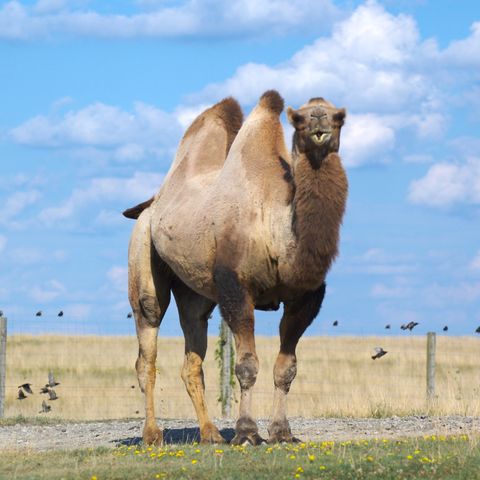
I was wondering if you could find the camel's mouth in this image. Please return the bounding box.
[310,130,332,146]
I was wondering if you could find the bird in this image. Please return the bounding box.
[35,311,42,317]
[400,324,407,330]
[0,310,3,317]
[371,347,388,360]
[332,320,338,327]
[17,389,27,400]
[39,386,50,394]
[48,389,58,401]
[443,326,448,332]
[127,312,133,318]
[46,371,60,387]
[39,400,51,413]
[406,321,419,331]
[476,326,480,334]
[385,324,391,330]
[57,311,64,317]
[18,383,33,395]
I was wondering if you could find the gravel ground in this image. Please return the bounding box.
[1,416,479,452]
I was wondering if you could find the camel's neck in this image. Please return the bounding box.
[290,151,348,289]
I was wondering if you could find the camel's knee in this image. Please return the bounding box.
[181,352,204,389]
[137,292,162,326]
[235,352,259,390]
[273,353,297,393]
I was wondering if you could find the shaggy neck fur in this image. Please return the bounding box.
[290,150,348,290]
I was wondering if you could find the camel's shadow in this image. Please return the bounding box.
[115,427,236,446]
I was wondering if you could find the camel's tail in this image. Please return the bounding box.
[122,197,154,219]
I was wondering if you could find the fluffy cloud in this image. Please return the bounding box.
[30,279,66,303]
[39,171,164,225]
[0,190,41,225]
[408,158,480,207]
[371,277,412,299]
[349,248,417,275]
[0,0,339,40]
[10,102,181,161]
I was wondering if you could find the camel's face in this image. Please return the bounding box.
[287,98,346,169]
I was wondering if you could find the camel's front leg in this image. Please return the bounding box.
[268,283,326,443]
[214,266,265,445]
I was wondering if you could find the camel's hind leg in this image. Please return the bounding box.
[129,211,172,445]
[172,280,225,444]
[268,283,326,443]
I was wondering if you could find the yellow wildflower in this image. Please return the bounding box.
[192,459,198,464]
[308,454,315,462]
[297,466,304,473]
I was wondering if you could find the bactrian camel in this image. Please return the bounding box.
[124,90,348,445]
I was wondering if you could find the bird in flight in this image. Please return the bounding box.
[17,389,27,400]
[332,320,338,327]
[46,371,60,388]
[18,383,33,395]
[58,311,64,317]
[443,326,448,332]
[371,347,388,360]
[35,311,42,317]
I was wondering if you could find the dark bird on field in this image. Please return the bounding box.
[35,311,42,317]
[39,386,49,394]
[443,326,448,332]
[385,324,391,330]
[48,389,58,401]
[476,326,480,334]
[17,389,27,400]
[57,311,63,317]
[371,347,388,360]
[46,371,60,387]
[127,312,133,318]
[407,321,419,331]
[332,320,338,327]
[18,383,33,395]
[39,400,51,413]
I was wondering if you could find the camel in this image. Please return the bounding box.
[124,90,348,445]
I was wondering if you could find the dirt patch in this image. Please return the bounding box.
[1,416,479,452]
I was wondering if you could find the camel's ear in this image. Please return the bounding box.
[287,107,306,129]
[333,108,346,125]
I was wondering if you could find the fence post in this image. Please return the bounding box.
[219,320,234,418]
[426,332,436,404]
[0,316,6,418]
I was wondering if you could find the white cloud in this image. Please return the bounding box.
[30,279,66,303]
[351,248,417,275]
[0,190,41,224]
[371,277,412,299]
[403,153,433,164]
[408,158,480,207]
[11,101,180,152]
[470,251,480,271]
[66,303,92,320]
[423,282,480,307]
[341,114,395,167]
[0,0,339,40]
[107,266,128,294]
[39,171,164,225]
[442,21,480,68]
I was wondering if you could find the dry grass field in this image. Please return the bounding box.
[4,334,480,420]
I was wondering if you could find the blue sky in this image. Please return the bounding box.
[1,0,479,336]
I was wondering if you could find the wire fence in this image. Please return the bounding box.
[1,314,480,421]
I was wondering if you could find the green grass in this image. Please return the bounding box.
[1,435,479,479]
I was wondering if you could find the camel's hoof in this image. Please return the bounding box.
[200,423,226,444]
[268,435,302,444]
[143,425,163,446]
[267,420,300,444]
[231,432,266,446]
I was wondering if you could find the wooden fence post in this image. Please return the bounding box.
[0,316,6,418]
[426,332,436,404]
[219,320,234,418]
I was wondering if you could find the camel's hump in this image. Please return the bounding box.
[259,90,284,114]
[214,97,244,137]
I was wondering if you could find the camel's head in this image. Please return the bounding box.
[287,97,346,169]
